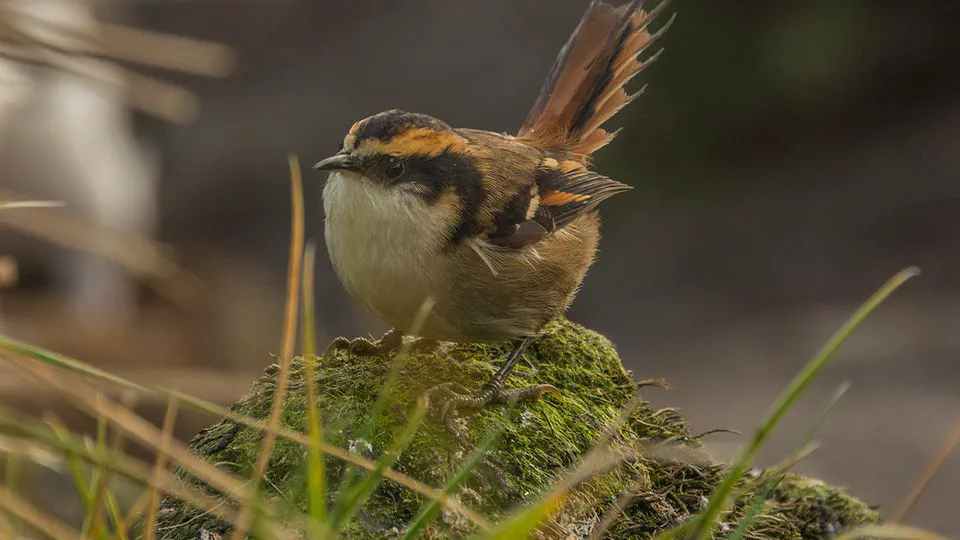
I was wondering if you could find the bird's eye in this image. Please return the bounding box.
[384,159,404,180]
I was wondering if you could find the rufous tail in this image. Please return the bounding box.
[517,0,674,158]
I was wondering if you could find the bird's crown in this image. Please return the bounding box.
[342,109,469,159]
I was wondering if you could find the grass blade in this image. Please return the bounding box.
[301,241,328,531]
[328,397,429,532]
[687,267,919,540]
[471,447,628,540]
[727,381,850,540]
[891,420,960,523]
[472,391,653,540]
[231,154,305,539]
[0,200,65,210]
[80,414,110,538]
[400,427,501,540]
[143,397,179,540]
[0,332,489,529]
[0,352,300,537]
[331,297,434,511]
[0,406,247,532]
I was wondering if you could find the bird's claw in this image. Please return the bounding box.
[325,329,439,357]
[423,381,561,442]
[325,328,403,356]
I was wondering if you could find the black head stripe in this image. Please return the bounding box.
[395,148,484,247]
[355,109,452,144]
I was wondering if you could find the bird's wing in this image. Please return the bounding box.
[486,157,630,249]
[516,0,673,158]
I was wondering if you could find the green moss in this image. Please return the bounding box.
[141,318,879,539]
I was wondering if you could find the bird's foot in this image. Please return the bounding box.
[423,381,561,442]
[325,329,439,357]
[325,328,404,356]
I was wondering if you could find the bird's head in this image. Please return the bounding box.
[313,109,479,202]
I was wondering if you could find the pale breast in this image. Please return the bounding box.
[322,172,459,338]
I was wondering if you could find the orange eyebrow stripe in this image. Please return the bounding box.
[356,127,468,157]
[541,190,592,206]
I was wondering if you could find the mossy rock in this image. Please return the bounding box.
[145,318,879,539]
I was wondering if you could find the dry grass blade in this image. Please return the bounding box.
[120,68,201,124]
[0,38,196,124]
[97,22,236,76]
[0,187,200,309]
[122,488,152,533]
[590,490,637,540]
[0,337,490,529]
[0,200,65,210]
[144,397,180,540]
[0,4,234,77]
[892,420,960,523]
[1,353,261,518]
[0,486,81,539]
[0,2,236,123]
[87,394,137,539]
[0,435,62,472]
[231,155,305,540]
[0,403,248,534]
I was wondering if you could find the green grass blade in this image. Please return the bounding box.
[331,297,434,512]
[46,419,93,511]
[0,407,264,534]
[328,397,429,532]
[470,449,626,540]
[1,441,24,538]
[0,334,150,394]
[727,381,850,540]
[104,491,128,540]
[80,415,110,537]
[0,338,489,530]
[473,401,646,540]
[400,428,500,540]
[301,241,328,531]
[688,267,919,540]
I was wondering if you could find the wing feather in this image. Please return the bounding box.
[485,159,630,250]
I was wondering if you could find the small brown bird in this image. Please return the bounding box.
[314,0,673,420]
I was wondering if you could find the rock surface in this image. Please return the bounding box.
[146,319,879,538]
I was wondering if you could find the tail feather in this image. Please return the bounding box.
[517,0,674,157]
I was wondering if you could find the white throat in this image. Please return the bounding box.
[322,171,450,331]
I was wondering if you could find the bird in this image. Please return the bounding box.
[313,0,673,424]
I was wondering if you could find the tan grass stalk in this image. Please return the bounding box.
[230,156,305,539]
[143,397,180,540]
[892,420,960,523]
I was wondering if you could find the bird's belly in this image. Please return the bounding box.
[323,173,459,339]
[329,235,439,331]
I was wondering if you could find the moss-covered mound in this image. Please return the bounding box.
[147,319,879,539]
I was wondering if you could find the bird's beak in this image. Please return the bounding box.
[312,153,360,172]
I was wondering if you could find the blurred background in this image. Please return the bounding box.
[1,0,958,535]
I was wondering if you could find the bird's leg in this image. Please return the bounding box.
[325,328,438,357]
[425,336,560,433]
